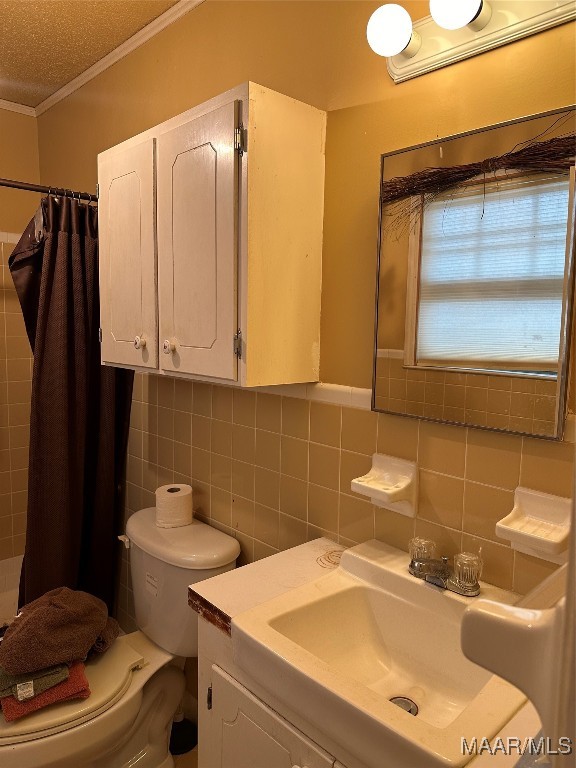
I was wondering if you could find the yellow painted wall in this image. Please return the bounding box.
[35,1,576,387]
[0,109,40,232]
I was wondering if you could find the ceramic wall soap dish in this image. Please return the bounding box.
[351,453,418,517]
[496,487,571,563]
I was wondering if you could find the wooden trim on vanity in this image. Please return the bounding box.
[188,588,232,636]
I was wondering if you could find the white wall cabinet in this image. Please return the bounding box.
[98,82,326,387]
[157,101,238,381]
[204,664,336,768]
[98,137,157,370]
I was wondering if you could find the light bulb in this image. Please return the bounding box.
[430,0,491,31]
[366,4,417,58]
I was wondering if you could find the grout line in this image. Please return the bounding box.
[0,233,21,245]
[422,466,518,495]
[512,549,519,593]
[462,426,469,534]
[306,401,311,526]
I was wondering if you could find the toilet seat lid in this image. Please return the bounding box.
[0,636,144,744]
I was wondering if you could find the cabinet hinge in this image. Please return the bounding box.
[98,328,102,343]
[234,125,247,155]
[96,183,100,200]
[233,329,242,359]
[206,685,212,710]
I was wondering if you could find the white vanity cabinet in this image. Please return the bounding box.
[98,82,326,387]
[204,664,337,768]
[197,620,357,768]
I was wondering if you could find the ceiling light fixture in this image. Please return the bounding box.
[429,0,492,32]
[378,0,575,84]
[366,4,421,59]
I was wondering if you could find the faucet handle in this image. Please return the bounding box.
[409,537,436,561]
[453,551,483,588]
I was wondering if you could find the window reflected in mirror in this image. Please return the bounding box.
[373,108,576,439]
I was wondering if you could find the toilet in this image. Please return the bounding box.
[0,508,240,768]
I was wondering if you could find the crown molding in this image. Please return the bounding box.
[35,0,204,116]
[387,0,576,83]
[0,99,35,117]
[0,0,204,119]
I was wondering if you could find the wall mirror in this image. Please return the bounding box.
[373,107,576,439]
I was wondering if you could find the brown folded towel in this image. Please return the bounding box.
[0,587,108,675]
[89,616,120,656]
[0,664,69,700]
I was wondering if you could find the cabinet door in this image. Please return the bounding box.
[98,138,157,369]
[157,101,238,381]
[203,665,335,768]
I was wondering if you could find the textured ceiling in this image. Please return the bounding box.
[0,0,178,107]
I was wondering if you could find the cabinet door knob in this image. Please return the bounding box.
[163,339,176,354]
[134,335,147,350]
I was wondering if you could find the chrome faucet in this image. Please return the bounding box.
[408,538,482,597]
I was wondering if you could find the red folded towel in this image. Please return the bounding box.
[0,661,90,721]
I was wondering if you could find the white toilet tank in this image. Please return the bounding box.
[125,508,240,657]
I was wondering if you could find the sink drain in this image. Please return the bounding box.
[389,696,419,716]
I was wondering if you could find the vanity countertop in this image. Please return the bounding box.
[188,536,344,635]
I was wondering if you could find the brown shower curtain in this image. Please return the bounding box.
[9,195,133,612]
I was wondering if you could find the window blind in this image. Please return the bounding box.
[416,173,571,372]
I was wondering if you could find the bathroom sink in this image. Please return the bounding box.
[232,540,526,768]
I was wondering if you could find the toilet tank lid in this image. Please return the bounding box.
[125,508,240,569]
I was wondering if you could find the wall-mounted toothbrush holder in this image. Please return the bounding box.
[495,487,572,564]
[351,453,418,517]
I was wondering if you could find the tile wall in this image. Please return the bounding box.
[0,240,30,561]
[118,372,574,629]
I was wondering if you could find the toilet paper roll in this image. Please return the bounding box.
[155,484,193,528]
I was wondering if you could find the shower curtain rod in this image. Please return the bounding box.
[0,176,97,203]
